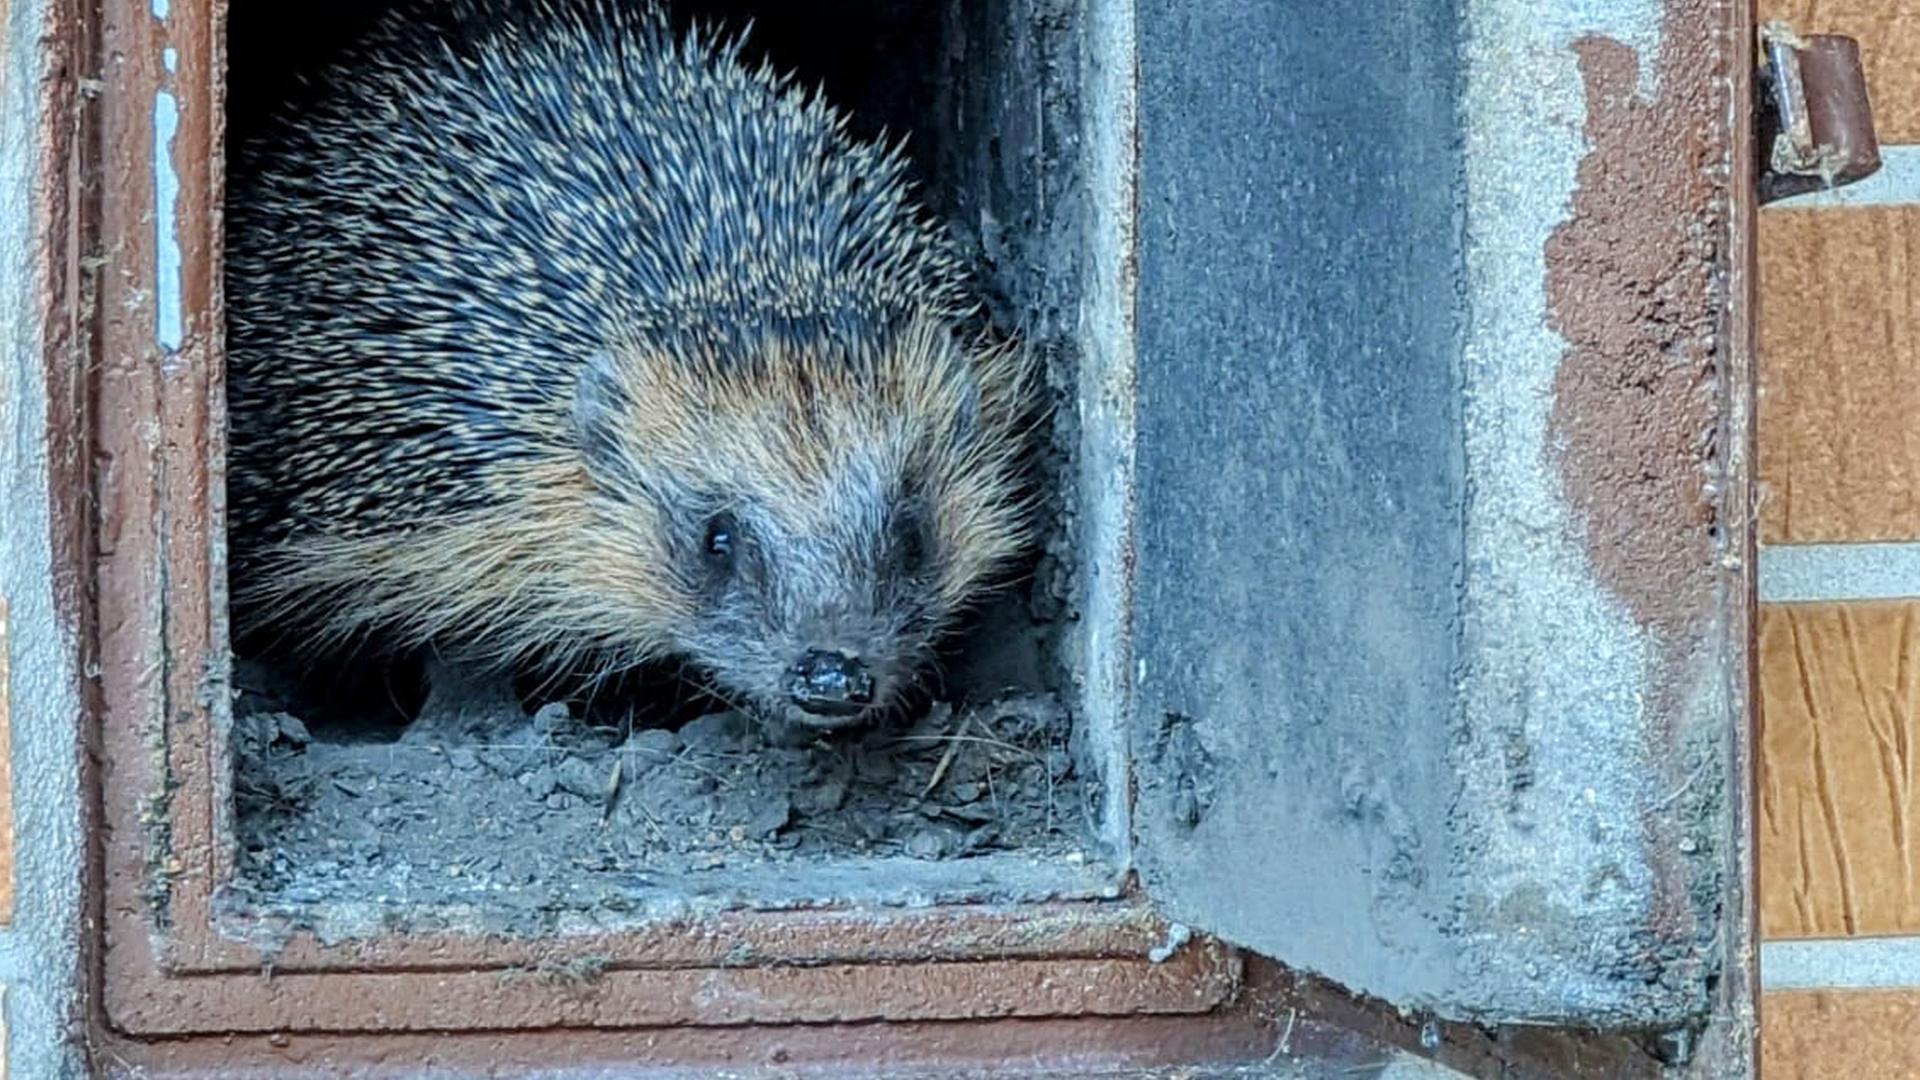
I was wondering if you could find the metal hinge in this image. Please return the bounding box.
[1758,22,1881,205]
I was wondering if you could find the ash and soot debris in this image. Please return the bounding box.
[225,663,1088,935]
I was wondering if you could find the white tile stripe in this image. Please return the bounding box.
[1768,144,1920,208]
[1764,937,1920,990]
[1759,543,1920,602]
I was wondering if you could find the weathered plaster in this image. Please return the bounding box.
[1452,0,1730,1024]
[1,0,91,1070]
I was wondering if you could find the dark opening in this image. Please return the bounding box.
[218,0,1111,935]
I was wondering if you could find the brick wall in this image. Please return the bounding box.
[1758,4,1920,1075]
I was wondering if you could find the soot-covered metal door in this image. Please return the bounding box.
[1127,0,1755,1051]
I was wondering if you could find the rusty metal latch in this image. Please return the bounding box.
[1758,22,1881,205]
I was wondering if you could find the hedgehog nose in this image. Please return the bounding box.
[787,650,875,716]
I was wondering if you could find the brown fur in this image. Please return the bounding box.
[240,313,1039,722]
[224,0,1042,728]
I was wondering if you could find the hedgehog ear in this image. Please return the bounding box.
[573,351,634,487]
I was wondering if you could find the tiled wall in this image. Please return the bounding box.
[1759,4,1920,1074]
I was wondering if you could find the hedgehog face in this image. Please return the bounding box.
[573,317,1035,730]
[661,472,942,728]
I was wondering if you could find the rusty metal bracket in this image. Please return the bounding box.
[1757,22,1881,204]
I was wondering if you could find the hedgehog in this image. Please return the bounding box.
[223,0,1039,735]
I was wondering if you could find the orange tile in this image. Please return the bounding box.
[1761,601,1920,937]
[1764,990,1920,1079]
[1760,207,1920,543]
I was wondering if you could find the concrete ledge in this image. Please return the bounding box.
[1763,937,1920,990]
[1758,542,1920,602]
[1766,145,1920,209]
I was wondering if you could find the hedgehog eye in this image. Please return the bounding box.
[703,513,738,567]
